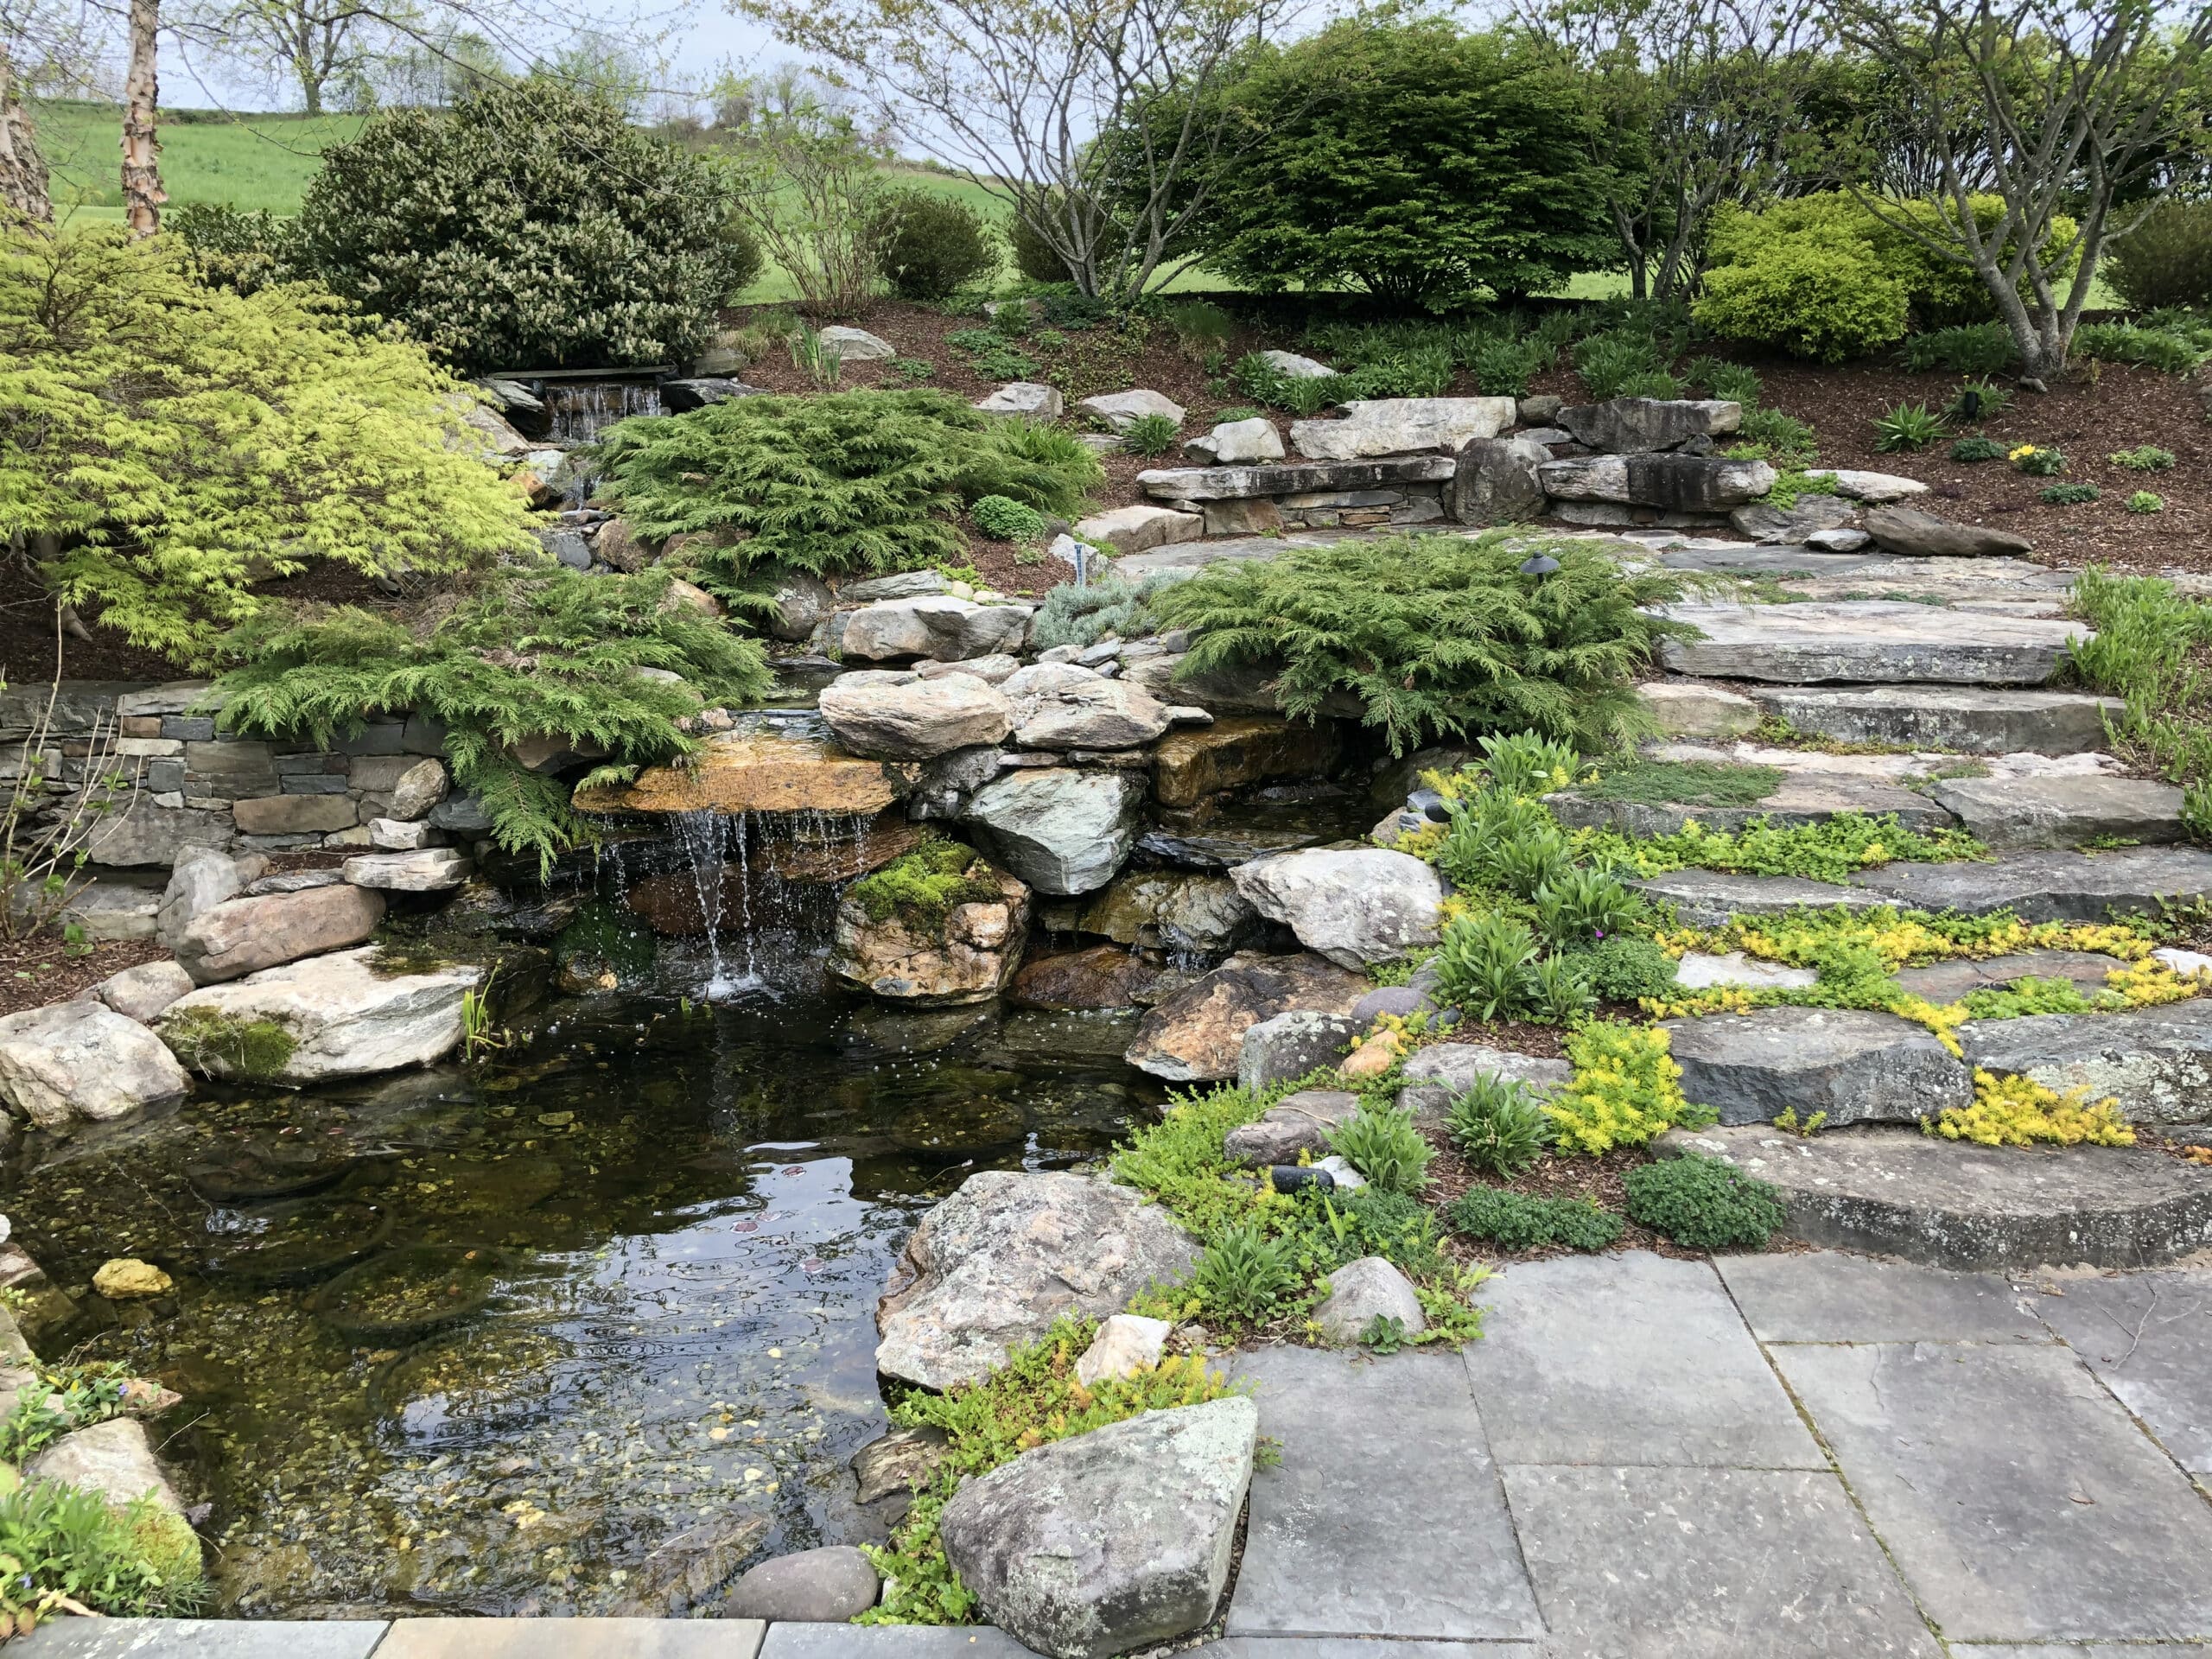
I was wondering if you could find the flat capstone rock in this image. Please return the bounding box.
[1658,601,2088,685]
[1928,773,2184,850]
[1658,1124,2212,1269]
[1662,1006,1972,1128]
[1851,845,2212,922]
[1547,775,1956,838]
[1748,684,2125,756]
[1960,998,2212,1125]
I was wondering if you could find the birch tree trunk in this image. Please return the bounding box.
[0,47,52,223]
[123,0,165,238]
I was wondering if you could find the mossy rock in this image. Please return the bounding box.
[849,834,1002,928]
[161,1007,299,1083]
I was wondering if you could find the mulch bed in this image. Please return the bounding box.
[0,934,165,1019]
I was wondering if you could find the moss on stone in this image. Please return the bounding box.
[162,1008,298,1082]
[849,835,1001,927]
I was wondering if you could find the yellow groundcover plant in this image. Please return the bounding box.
[1929,1071,2134,1147]
[0,223,535,663]
[1545,1020,1710,1154]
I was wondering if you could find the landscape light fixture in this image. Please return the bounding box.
[1519,553,1561,576]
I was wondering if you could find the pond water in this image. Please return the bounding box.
[1,952,1158,1616]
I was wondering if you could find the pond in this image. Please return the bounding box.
[0,950,1159,1617]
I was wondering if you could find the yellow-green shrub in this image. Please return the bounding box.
[1544,1020,1713,1154]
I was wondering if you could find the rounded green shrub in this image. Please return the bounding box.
[1007,204,1073,284]
[2104,200,2212,312]
[2127,490,2166,515]
[1572,935,1680,1002]
[289,79,760,373]
[1694,232,1909,362]
[1623,1152,1785,1249]
[1446,1186,1623,1252]
[1949,435,2007,463]
[877,188,1000,301]
[970,494,1048,542]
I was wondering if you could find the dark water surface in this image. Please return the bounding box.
[1,969,1155,1615]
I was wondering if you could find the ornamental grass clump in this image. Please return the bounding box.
[1153,533,1688,756]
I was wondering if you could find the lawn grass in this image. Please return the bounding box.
[32,99,366,219]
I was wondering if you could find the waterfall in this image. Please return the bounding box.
[672,808,763,1001]
[544,380,663,443]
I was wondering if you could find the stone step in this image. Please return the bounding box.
[1657,601,2088,685]
[1548,775,1956,838]
[1748,684,2122,755]
[1657,1125,2212,1270]
[1961,999,2212,1128]
[1662,1006,1970,1128]
[1925,773,2184,850]
[1630,844,2212,926]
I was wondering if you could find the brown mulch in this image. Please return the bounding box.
[1423,1020,1570,1060]
[0,933,165,1018]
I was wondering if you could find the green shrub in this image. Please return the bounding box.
[1623,1152,1785,1249]
[1534,864,1645,949]
[1949,435,2007,463]
[4,224,535,664]
[168,200,288,293]
[1942,378,2012,424]
[1230,352,1348,416]
[1694,231,1908,362]
[1471,335,1548,397]
[1325,1102,1433,1194]
[213,569,772,867]
[1433,911,1538,1020]
[1527,950,1598,1021]
[970,494,1047,542]
[2105,201,2212,311]
[1165,300,1237,362]
[1189,18,1617,307]
[1121,411,1181,456]
[1617,368,1684,400]
[1192,1220,1297,1318]
[2040,482,2101,505]
[1152,532,1688,755]
[2110,445,2177,472]
[1573,331,1667,400]
[288,79,757,373]
[595,391,1100,583]
[1446,1074,1554,1178]
[2127,490,2166,515]
[876,188,999,300]
[1903,322,2018,375]
[1873,402,1945,451]
[2075,321,2211,375]
[1027,572,1180,652]
[1435,789,1569,895]
[1446,1186,1623,1252]
[1684,357,1764,406]
[1571,934,1681,1001]
[1343,344,1456,399]
[1007,207,1073,283]
[1730,408,1818,467]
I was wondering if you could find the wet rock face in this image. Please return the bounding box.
[1151,716,1338,810]
[874,1169,1200,1391]
[830,866,1033,1006]
[1078,870,1259,957]
[1007,944,1166,1011]
[938,1396,1258,1659]
[575,732,910,816]
[0,1001,190,1129]
[1124,950,1370,1082]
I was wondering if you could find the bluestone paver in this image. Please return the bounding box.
[16,1622,387,1659]
[1225,1346,1540,1643]
[375,1618,765,1658]
[2026,1268,2212,1474]
[1194,1642,1536,1656]
[1954,1648,2212,1657]
[1460,1252,1822,1468]
[1501,1465,1941,1658]
[758,1627,1035,1656]
[1717,1250,2049,1345]
[1777,1342,2212,1642]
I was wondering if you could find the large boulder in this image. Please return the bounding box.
[818,326,895,360]
[174,883,385,985]
[1124,950,1369,1081]
[820,671,1014,760]
[29,1417,185,1516]
[1448,436,1550,524]
[1072,504,1203,555]
[1230,849,1442,970]
[1290,397,1516,461]
[0,1001,190,1130]
[96,959,198,1023]
[938,1397,1258,1659]
[1186,417,1285,465]
[1661,1006,1973,1127]
[1558,397,1742,454]
[156,847,258,950]
[1007,944,1165,1010]
[765,574,836,643]
[874,1170,1200,1389]
[841,597,1033,663]
[1865,505,2032,558]
[1078,871,1258,957]
[1237,1011,1363,1091]
[959,769,1145,895]
[1311,1255,1425,1344]
[1003,664,1172,751]
[1224,1086,1361,1166]
[1077,389,1185,432]
[158,945,480,1084]
[1539,454,1776,512]
[1730,493,1858,544]
[976,382,1063,419]
[830,866,1031,1006]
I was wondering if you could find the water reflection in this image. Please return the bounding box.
[0,987,1159,1616]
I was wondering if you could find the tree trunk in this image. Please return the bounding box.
[0,47,52,224]
[122,0,164,238]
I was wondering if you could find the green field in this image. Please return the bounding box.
[31,99,366,222]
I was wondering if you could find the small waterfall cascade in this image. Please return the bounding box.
[544,380,662,442]
[671,807,757,1000]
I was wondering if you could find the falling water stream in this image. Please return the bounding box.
[543,381,664,442]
